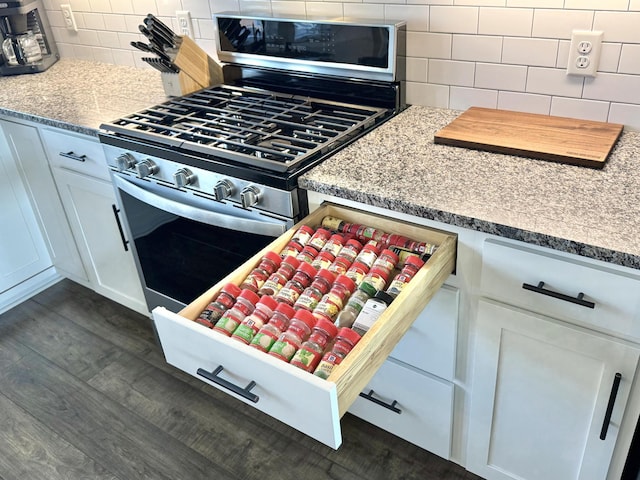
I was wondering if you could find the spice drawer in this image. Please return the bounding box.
[152,202,457,449]
[348,358,453,459]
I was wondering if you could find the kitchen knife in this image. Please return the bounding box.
[131,39,171,62]
[145,14,177,41]
[142,56,180,73]
[146,21,178,50]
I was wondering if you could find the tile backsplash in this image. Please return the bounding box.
[43,0,640,130]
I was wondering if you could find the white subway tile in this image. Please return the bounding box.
[132,0,157,15]
[56,43,75,58]
[92,46,115,63]
[407,32,452,58]
[550,97,609,122]
[117,32,139,49]
[595,12,640,43]
[503,37,558,67]
[428,59,475,86]
[47,10,66,28]
[124,15,142,35]
[82,12,106,29]
[564,0,628,10]
[72,44,95,60]
[97,30,120,47]
[156,0,183,17]
[196,19,216,39]
[370,0,405,5]
[609,103,640,131]
[69,0,91,11]
[271,1,306,16]
[532,9,593,40]
[478,7,533,36]
[406,82,450,108]
[452,34,502,62]
[111,49,136,66]
[526,66,584,97]
[343,3,385,19]
[556,39,569,68]
[103,14,128,32]
[619,45,640,75]
[210,0,240,14]
[306,2,344,18]
[455,0,504,6]
[73,12,87,29]
[88,0,111,13]
[506,0,562,7]
[598,43,622,73]
[631,0,640,10]
[475,62,527,90]
[76,28,100,45]
[497,91,551,114]
[384,5,428,31]
[449,86,498,110]
[431,6,478,34]
[182,0,212,19]
[239,1,272,15]
[406,57,428,81]
[408,0,452,4]
[583,72,640,104]
[110,0,133,14]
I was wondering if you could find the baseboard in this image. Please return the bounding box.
[0,267,63,315]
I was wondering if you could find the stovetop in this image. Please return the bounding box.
[100,84,388,174]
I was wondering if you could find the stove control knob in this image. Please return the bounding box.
[115,153,136,172]
[213,179,233,201]
[174,168,196,188]
[135,159,158,179]
[240,185,260,209]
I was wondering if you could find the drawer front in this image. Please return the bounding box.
[40,128,110,181]
[155,202,457,449]
[481,239,640,337]
[390,286,458,381]
[348,358,453,459]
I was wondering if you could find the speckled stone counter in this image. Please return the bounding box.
[0,58,166,136]
[299,106,640,270]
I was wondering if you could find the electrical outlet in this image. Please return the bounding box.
[176,10,194,38]
[566,30,603,77]
[60,4,77,32]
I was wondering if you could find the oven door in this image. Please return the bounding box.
[112,173,293,312]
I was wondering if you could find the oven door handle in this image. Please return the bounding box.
[113,175,288,237]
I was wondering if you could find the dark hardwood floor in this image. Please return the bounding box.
[0,279,481,480]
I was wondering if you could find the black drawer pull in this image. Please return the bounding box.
[60,151,87,162]
[359,389,401,414]
[197,366,259,403]
[111,204,129,252]
[600,372,622,440]
[522,281,595,309]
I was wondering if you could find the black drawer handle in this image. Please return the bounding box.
[59,151,87,162]
[600,372,622,440]
[111,204,129,252]
[197,366,259,403]
[522,281,595,309]
[359,389,401,414]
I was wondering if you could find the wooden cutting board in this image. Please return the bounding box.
[433,107,624,169]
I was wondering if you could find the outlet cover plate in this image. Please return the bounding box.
[566,30,603,77]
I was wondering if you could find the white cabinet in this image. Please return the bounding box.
[467,299,639,480]
[40,127,147,315]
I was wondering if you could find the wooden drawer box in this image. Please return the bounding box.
[152,202,457,449]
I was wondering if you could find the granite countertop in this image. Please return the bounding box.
[299,107,640,270]
[0,58,166,136]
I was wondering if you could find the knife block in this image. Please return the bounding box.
[163,35,224,96]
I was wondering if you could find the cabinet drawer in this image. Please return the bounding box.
[40,128,110,181]
[348,358,453,459]
[481,239,640,337]
[153,202,457,449]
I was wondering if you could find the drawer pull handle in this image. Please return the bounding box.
[600,372,622,440]
[60,151,87,162]
[197,366,259,403]
[359,390,401,414]
[522,281,595,309]
[111,204,129,252]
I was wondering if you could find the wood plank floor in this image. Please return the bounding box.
[0,279,482,480]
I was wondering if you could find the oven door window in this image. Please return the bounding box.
[118,186,282,308]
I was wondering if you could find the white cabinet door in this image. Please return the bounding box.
[54,168,147,315]
[467,300,639,480]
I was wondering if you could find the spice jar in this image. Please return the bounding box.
[258,255,300,296]
[290,225,315,248]
[279,240,303,258]
[352,290,395,336]
[344,261,369,287]
[230,295,278,344]
[319,234,344,257]
[372,248,399,274]
[296,245,318,264]
[307,227,331,252]
[334,238,362,265]
[313,327,361,379]
[312,274,356,322]
[333,281,377,328]
[361,266,391,291]
[250,303,296,352]
[274,261,317,306]
[385,255,425,297]
[212,289,260,336]
[353,242,379,269]
[294,268,336,312]
[311,250,335,271]
[239,251,282,292]
[268,309,317,362]
[195,282,242,328]
[290,318,338,372]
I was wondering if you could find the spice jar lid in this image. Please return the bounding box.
[282,255,301,269]
[369,266,391,281]
[373,290,395,305]
[334,274,356,293]
[345,238,363,250]
[316,250,336,262]
[274,302,296,319]
[281,240,303,255]
[314,317,338,338]
[292,308,317,329]
[221,282,242,298]
[405,254,426,269]
[263,250,283,266]
[363,241,381,254]
[348,261,369,273]
[297,260,318,277]
[379,248,399,265]
[337,327,361,345]
[316,268,337,284]
[238,289,260,305]
[357,281,377,298]
[297,225,315,235]
[257,294,278,310]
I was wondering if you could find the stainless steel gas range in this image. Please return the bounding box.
[99,14,406,313]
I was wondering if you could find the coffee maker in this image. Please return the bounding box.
[0,0,58,75]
